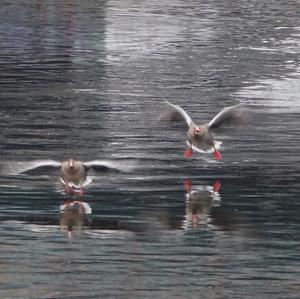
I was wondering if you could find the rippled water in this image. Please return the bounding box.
[1,1,300,298]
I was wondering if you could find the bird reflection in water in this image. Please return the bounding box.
[183,178,221,229]
[59,200,92,239]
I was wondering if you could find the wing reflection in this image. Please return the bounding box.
[183,178,222,229]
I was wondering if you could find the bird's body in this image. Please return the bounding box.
[187,123,214,152]
[60,159,87,189]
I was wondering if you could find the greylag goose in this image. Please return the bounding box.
[163,101,250,160]
[1,158,137,194]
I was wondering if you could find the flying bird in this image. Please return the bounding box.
[162,101,250,160]
[1,158,137,195]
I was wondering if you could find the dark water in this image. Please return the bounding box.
[1,1,300,298]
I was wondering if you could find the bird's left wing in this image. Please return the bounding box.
[0,159,61,175]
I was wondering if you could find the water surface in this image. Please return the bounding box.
[0,1,300,298]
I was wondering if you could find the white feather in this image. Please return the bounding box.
[60,201,92,214]
[208,104,243,128]
[165,100,193,127]
[60,177,92,188]
[84,159,137,172]
[187,141,222,154]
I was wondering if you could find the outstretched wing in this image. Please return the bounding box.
[208,104,250,129]
[161,100,193,127]
[0,159,61,175]
[84,159,138,173]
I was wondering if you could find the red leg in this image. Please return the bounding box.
[212,145,222,160]
[212,180,222,192]
[63,199,72,206]
[192,213,199,226]
[64,185,72,195]
[184,147,193,158]
[79,187,85,196]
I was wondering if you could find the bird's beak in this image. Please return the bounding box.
[69,160,74,168]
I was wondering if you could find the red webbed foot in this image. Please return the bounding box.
[213,150,222,160]
[64,185,73,195]
[184,148,193,158]
[212,180,222,192]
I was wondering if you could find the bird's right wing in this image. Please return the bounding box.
[84,159,138,173]
[208,104,250,129]
[0,159,61,175]
[161,100,193,127]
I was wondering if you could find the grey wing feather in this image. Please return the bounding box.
[0,159,61,175]
[84,160,137,173]
[208,104,250,129]
[161,100,193,127]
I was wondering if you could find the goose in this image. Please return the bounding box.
[1,158,137,195]
[163,101,250,160]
